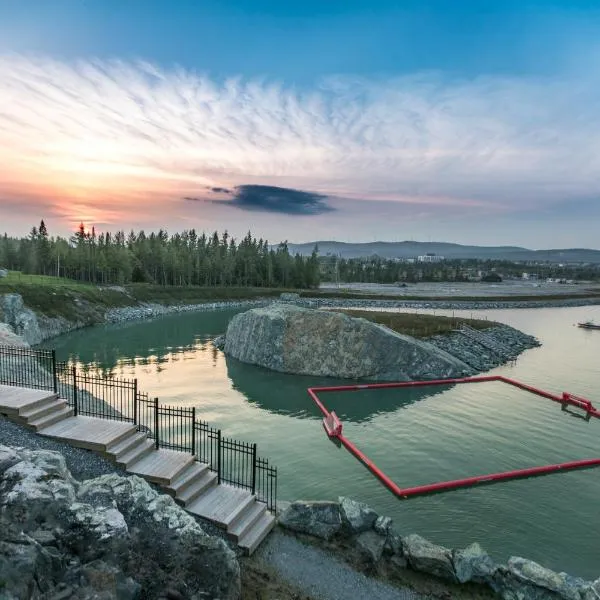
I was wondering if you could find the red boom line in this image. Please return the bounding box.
[308,376,600,498]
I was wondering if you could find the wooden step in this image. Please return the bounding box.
[167,462,209,496]
[17,398,68,424]
[176,470,218,506]
[117,439,155,469]
[186,484,253,527]
[222,493,256,529]
[228,501,267,542]
[27,406,74,431]
[126,449,195,486]
[106,431,148,461]
[238,511,276,555]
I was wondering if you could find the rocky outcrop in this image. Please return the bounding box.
[223,304,473,380]
[1,293,42,346]
[0,444,240,600]
[278,497,599,600]
[0,323,28,347]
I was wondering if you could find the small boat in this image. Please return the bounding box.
[578,320,600,330]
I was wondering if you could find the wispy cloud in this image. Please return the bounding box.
[0,53,599,233]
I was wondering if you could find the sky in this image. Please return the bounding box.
[1,0,600,248]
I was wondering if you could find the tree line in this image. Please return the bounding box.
[0,221,321,288]
[320,255,600,283]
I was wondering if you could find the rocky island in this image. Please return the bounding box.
[216,303,539,380]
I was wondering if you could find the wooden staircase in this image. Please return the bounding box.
[0,385,275,555]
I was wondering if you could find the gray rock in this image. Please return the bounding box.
[453,542,497,584]
[213,334,226,350]
[355,530,386,565]
[0,445,240,600]
[223,303,473,380]
[374,515,393,536]
[402,534,457,582]
[339,496,379,534]
[279,292,301,302]
[505,557,589,600]
[581,579,600,600]
[279,500,343,540]
[1,293,42,345]
[0,268,7,278]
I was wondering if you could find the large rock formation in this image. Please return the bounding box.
[222,304,473,380]
[0,293,42,346]
[0,444,240,600]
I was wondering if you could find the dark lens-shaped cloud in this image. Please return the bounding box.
[228,185,333,215]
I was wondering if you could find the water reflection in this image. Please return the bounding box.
[224,355,448,422]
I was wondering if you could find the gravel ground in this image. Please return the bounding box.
[255,530,421,600]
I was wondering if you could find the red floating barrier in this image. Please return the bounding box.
[308,376,600,499]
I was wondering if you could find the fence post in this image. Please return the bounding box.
[51,350,58,394]
[191,407,196,456]
[72,366,78,417]
[154,397,159,450]
[251,443,257,495]
[217,429,222,484]
[133,379,138,425]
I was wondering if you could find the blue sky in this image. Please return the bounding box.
[1,0,599,247]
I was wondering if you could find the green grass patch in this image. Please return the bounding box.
[125,284,287,304]
[335,309,497,338]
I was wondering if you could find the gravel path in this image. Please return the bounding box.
[255,530,422,600]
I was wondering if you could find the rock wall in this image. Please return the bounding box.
[279,497,599,600]
[0,444,240,599]
[223,303,474,380]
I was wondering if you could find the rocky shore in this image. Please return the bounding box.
[277,498,600,600]
[0,443,240,600]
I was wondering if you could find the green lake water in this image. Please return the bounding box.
[51,305,600,579]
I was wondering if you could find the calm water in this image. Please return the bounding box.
[51,305,600,579]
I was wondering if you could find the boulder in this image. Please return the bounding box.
[355,530,387,566]
[223,303,473,380]
[402,534,457,582]
[278,500,343,540]
[0,445,240,600]
[279,292,300,302]
[1,293,42,346]
[0,268,7,278]
[0,323,27,347]
[453,542,497,584]
[339,496,379,534]
[374,515,393,536]
[500,557,589,600]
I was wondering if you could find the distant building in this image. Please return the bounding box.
[417,253,444,263]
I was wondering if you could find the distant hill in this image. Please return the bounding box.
[283,241,600,263]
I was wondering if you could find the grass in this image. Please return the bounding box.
[335,309,498,338]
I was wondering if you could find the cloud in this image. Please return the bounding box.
[226,184,333,215]
[0,53,600,234]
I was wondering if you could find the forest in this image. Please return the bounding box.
[0,221,320,289]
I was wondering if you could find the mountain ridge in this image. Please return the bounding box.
[282,241,600,263]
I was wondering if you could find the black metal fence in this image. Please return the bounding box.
[0,346,57,392]
[0,345,277,511]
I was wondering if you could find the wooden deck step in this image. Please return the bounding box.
[0,385,58,417]
[106,431,148,461]
[176,470,218,506]
[28,406,74,431]
[117,439,155,469]
[187,484,253,527]
[238,511,276,555]
[40,416,136,452]
[167,462,209,496]
[127,449,195,486]
[228,501,267,542]
[16,398,68,424]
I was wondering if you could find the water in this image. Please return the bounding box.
[51,305,600,579]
